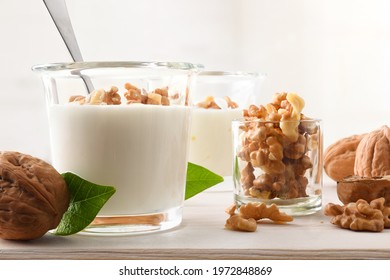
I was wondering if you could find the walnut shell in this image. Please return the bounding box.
[354,125,390,177]
[0,151,69,240]
[337,176,390,206]
[324,134,365,181]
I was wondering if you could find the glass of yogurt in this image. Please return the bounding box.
[189,71,264,177]
[32,61,200,235]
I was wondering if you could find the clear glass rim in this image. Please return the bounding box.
[232,117,322,124]
[198,70,266,78]
[31,61,204,72]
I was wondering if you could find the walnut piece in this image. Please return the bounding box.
[0,151,70,240]
[196,96,238,109]
[224,202,293,232]
[223,96,239,108]
[284,134,307,160]
[124,82,144,104]
[225,204,237,216]
[239,203,293,223]
[104,86,121,105]
[225,214,257,232]
[324,198,390,232]
[68,95,86,104]
[240,162,255,195]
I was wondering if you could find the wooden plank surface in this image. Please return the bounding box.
[1,177,389,260]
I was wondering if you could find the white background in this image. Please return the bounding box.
[1,0,389,162]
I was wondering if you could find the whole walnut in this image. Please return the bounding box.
[324,134,366,181]
[354,125,390,177]
[0,151,69,240]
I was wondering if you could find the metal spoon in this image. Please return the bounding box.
[43,0,94,93]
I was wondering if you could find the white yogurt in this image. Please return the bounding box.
[48,104,191,216]
[189,108,242,176]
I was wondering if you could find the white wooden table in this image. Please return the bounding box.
[1,177,389,260]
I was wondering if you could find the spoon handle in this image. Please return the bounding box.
[43,0,94,93]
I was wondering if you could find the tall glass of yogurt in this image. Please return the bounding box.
[189,71,264,177]
[32,61,200,235]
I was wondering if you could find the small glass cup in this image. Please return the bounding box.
[32,61,200,235]
[189,71,265,176]
[232,118,322,216]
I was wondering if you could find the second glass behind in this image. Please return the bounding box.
[189,71,264,176]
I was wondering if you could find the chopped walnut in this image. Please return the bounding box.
[243,104,267,118]
[105,86,121,105]
[272,92,288,107]
[256,152,286,173]
[324,198,390,232]
[68,82,181,106]
[240,162,255,194]
[69,87,121,105]
[88,89,107,105]
[251,173,285,199]
[284,134,307,160]
[154,87,168,97]
[151,87,170,105]
[224,96,239,108]
[196,96,217,109]
[238,140,259,162]
[196,96,239,109]
[69,95,86,104]
[124,82,144,104]
[147,92,163,105]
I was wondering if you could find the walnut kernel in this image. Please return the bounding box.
[324,198,390,232]
[224,202,293,232]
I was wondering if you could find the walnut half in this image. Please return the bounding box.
[0,151,70,240]
[224,202,293,232]
[324,198,390,232]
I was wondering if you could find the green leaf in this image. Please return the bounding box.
[185,162,224,200]
[54,172,116,236]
